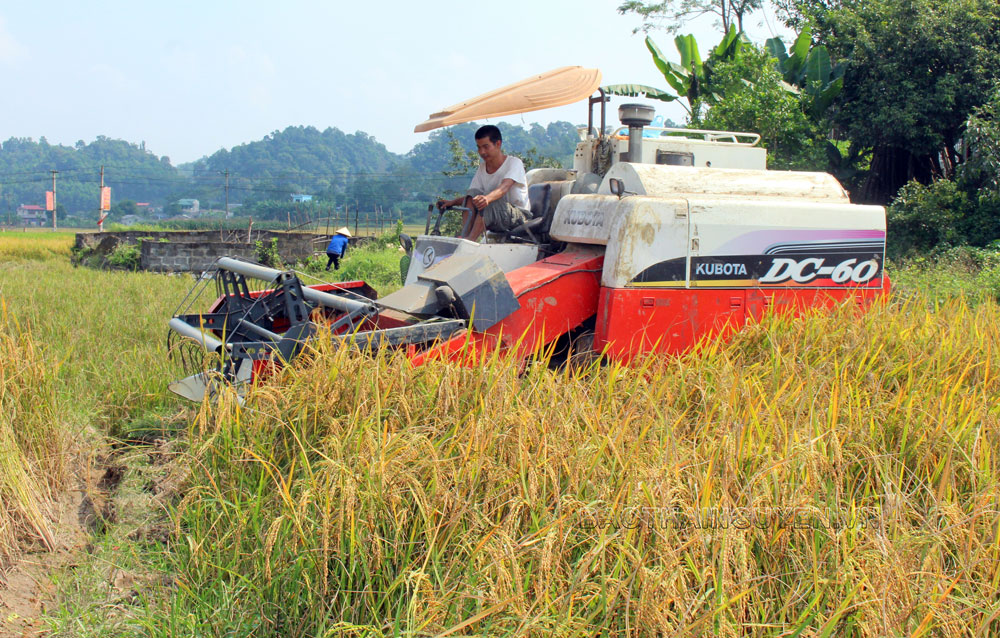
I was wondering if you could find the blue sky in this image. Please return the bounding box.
[0,1,791,163]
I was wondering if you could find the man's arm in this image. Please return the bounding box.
[436,195,466,211]
[471,178,516,211]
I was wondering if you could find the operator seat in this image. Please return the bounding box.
[507,182,553,243]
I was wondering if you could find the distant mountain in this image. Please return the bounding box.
[0,122,581,222]
[0,136,182,215]
[185,126,400,203]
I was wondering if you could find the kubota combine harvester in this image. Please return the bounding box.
[167,67,889,401]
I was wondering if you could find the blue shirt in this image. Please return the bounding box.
[326,234,349,255]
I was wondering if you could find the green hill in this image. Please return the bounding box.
[0,122,581,224]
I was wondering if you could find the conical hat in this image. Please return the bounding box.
[335,227,352,237]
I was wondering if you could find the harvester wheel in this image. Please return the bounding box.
[566,330,599,373]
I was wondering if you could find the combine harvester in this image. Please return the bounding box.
[167,67,889,400]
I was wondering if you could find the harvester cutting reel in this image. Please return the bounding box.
[167,257,375,400]
[166,257,479,401]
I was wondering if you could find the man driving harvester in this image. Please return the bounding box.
[436,125,530,240]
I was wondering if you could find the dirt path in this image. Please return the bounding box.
[0,458,105,637]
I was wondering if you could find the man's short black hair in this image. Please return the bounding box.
[475,125,502,144]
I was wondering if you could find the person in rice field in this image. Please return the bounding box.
[325,227,351,271]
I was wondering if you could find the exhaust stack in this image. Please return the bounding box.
[618,103,655,163]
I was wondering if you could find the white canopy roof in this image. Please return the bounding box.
[414,66,602,133]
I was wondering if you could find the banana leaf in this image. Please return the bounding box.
[645,37,687,95]
[766,36,789,66]
[786,27,812,84]
[805,46,832,88]
[602,84,679,103]
[674,33,704,79]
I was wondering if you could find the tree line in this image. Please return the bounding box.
[0,122,580,225]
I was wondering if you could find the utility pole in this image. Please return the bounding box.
[354,200,359,237]
[50,170,58,230]
[224,170,230,219]
[98,165,106,233]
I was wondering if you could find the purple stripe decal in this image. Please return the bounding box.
[716,229,886,253]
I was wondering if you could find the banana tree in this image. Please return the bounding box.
[604,25,745,117]
[765,26,844,119]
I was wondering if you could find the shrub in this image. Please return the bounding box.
[887,180,968,256]
[105,243,140,271]
[254,237,282,268]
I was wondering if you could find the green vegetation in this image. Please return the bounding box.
[808,0,1000,203]
[697,43,825,170]
[605,26,747,118]
[0,137,176,220]
[890,247,1000,304]
[299,239,407,295]
[254,237,283,269]
[105,243,141,271]
[887,89,1000,255]
[0,123,581,227]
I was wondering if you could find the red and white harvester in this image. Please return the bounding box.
[167,67,889,400]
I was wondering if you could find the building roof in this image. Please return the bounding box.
[19,204,44,211]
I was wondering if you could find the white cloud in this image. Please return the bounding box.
[0,16,26,66]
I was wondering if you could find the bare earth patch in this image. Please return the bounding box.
[0,470,92,637]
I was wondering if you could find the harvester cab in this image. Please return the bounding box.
[167,66,888,401]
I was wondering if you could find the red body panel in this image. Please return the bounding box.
[410,250,604,366]
[594,277,891,362]
[229,259,892,378]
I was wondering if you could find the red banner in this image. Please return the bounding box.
[45,191,54,211]
[100,186,111,211]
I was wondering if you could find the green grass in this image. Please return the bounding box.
[297,240,408,296]
[889,246,1000,304]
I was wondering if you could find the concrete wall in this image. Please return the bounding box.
[76,230,380,273]
[76,230,324,272]
[140,241,259,273]
[75,230,320,255]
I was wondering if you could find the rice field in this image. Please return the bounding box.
[1,232,999,636]
[0,302,64,567]
[158,296,1000,636]
[0,232,192,575]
